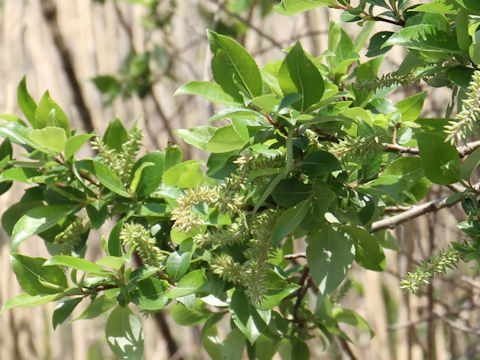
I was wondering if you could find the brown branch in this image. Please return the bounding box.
[383,205,411,213]
[383,140,480,158]
[293,265,311,325]
[40,0,94,133]
[370,191,465,233]
[458,140,480,157]
[335,334,358,360]
[284,252,307,260]
[382,143,419,155]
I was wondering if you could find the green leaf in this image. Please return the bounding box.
[12,205,78,251]
[230,288,268,344]
[301,150,341,176]
[175,126,216,151]
[306,227,355,294]
[133,277,170,311]
[45,255,109,275]
[278,42,324,111]
[96,256,127,270]
[166,251,191,281]
[462,147,480,180]
[164,145,183,170]
[30,127,67,152]
[414,0,463,14]
[359,175,407,201]
[222,329,247,360]
[17,76,37,126]
[416,132,461,185]
[272,179,312,208]
[108,219,124,257]
[271,200,309,246]
[2,200,44,236]
[207,30,262,101]
[255,334,280,360]
[75,289,119,320]
[0,122,45,152]
[380,156,429,201]
[64,133,95,160]
[333,308,374,337]
[208,107,262,123]
[205,126,248,153]
[257,271,300,311]
[1,293,61,313]
[92,160,131,197]
[103,117,128,151]
[105,306,144,360]
[275,0,333,15]
[1,167,40,184]
[174,81,240,106]
[395,91,427,121]
[163,160,203,188]
[447,66,474,89]
[291,340,310,360]
[34,91,70,135]
[366,31,394,57]
[11,254,68,295]
[52,298,82,329]
[167,269,206,298]
[0,137,12,160]
[382,24,461,53]
[343,226,386,271]
[86,202,108,229]
[171,299,212,326]
[456,9,472,51]
[131,151,164,198]
[92,75,121,103]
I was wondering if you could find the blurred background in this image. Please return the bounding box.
[0,0,478,359]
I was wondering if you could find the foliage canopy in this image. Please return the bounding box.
[3,0,480,358]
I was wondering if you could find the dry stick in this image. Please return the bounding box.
[40,0,94,133]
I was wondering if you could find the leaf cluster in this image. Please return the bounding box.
[3,1,480,359]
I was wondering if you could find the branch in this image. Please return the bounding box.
[370,191,465,233]
[382,143,419,155]
[458,140,480,157]
[434,312,480,335]
[383,140,480,158]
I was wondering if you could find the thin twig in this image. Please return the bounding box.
[335,334,358,360]
[284,252,307,260]
[458,140,480,157]
[383,143,420,155]
[435,312,480,335]
[383,140,480,158]
[370,191,465,233]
